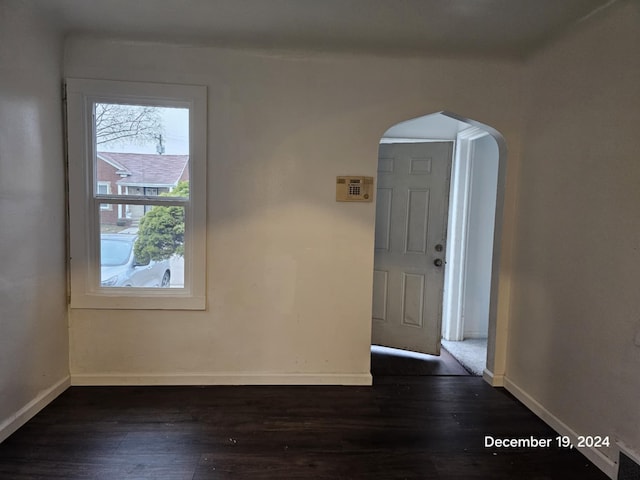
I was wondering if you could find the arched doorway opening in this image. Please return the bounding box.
[371,111,506,381]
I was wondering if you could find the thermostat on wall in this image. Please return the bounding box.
[336,176,374,202]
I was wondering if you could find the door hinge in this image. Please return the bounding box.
[61,82,67,102]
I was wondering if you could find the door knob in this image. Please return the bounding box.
[434,258,443,267]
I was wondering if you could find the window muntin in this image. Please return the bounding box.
[66,79,206,309]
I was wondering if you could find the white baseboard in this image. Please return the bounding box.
[71,372,373,386]
[0,376,70,443]
[504,377,616,479]
[463,331,489,339]
[482,368,504,386]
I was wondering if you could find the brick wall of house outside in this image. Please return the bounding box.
[96,157,122,226]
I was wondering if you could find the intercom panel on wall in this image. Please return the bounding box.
[336,176,374,202]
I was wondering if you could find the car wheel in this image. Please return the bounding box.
[161,270,171,288]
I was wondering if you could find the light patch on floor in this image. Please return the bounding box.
[371,345,438,361]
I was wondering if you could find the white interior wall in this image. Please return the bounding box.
[0,2,69,441]
[64,38,523,385]
[507,0,640,473]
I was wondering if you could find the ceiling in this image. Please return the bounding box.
[31,0,616,58]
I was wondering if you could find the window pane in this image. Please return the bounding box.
[94,104,189,199]
[99,204,185,289]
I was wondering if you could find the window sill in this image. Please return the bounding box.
[70,292,206,310]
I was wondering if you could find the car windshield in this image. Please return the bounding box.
[101,238,133,266]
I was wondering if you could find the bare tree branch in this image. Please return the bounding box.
[95,103,163,147]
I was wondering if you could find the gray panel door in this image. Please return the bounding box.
[372,142,453,355]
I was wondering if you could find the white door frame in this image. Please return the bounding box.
[442,111,508,386]
[442,126,490,341]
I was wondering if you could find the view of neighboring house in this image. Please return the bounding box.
[97,152,189,226]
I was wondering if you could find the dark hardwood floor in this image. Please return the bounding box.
[0,351,608,479]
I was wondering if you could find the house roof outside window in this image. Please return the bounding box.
[97,152,189,188]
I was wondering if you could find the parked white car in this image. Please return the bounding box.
[100,234,171,288]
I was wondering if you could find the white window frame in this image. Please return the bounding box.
[66,78,207,310]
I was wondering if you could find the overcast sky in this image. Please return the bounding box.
[99,107,189,155]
